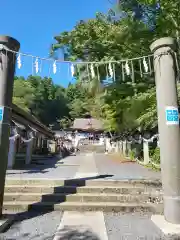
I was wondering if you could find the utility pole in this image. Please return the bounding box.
[150,37,180,224]
[0,36,20,215]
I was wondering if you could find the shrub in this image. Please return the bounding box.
[129,148,136,160]
[150,147,160,164]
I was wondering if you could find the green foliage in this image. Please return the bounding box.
[12,76,100,129]
[150,147,160,164]
[51,9,159,132]
[138,0,180,38]
[129,148,136,160]
[13,77,35,111]
[14,1,180,133]
[13,76,70,127]
[50,3,180,132]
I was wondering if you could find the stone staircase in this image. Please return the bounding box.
[3,179,163,214]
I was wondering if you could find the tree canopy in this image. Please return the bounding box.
[13,76,70,128]
[13,1,180,133]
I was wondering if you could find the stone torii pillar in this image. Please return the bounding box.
[150,37,180,224]
[0,36,20,215]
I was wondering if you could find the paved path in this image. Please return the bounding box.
[95,153,160,180]
[6,152,160,180]
[6,155,80,180]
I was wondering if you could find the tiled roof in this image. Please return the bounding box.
[72,118,103,131]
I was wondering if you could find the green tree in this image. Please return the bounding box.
[14,2,178,133]
[51,11,156,132]
[13,76,70,127]
[13,77,35,111]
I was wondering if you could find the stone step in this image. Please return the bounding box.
[3,201,164,214]
[5,179,162,188]
[4,185,162,195]
[3,192,163,203]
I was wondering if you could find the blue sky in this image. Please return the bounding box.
[0,0,110,87]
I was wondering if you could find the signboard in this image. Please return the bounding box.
[165,106,179,125]
[0,107,4,122]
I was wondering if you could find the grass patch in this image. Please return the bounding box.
[137,159,161,172]
[145,163,161,172]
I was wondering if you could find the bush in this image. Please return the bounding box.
[150,147,160,164]
[130,143,142,158]
[129,148,136,160]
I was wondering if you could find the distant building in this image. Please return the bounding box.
[71,117,104,133]
[53,130,66,138]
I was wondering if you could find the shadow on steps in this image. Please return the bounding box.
[3,174,113,229]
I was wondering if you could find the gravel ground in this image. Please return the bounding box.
[0,211,63,240]
[104,212,180,240]
[95,153,161,180]
[1,212,180,240]
[104,212,164,240]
